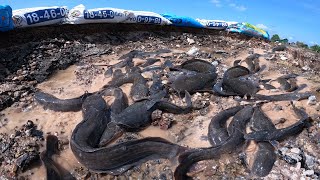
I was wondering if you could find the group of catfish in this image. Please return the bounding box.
[34,49,313,179]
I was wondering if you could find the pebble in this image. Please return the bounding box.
[211,61,219,66]
[304,154,315,169]
[187,38,195,45]
[303,170,314,176]
[307,96,317,105]
[187,46,199,56]
[280,55,288,61]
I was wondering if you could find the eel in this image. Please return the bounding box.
[244,103,311,141]
[40,135,62,180]
[272,45,287,52]
[140,58,161,67]
[244,53,261,73]
[112,90,193,131]
[149,72,164,95]
[208,106,244,147]
[248,92,313,102]
[174,106,254,180]
[70,94,185,175]
[179,58,216,74]
[34,91,93,112]
[248,106,277,177]
[106,71,149,101]
[170,72,217,94]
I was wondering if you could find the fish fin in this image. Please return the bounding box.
[184,91,192,108]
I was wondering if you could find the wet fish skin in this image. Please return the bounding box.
[149,72,164,95]
[208,106,244,147]
[107,72,149,101]
[170,72,217,94]
[180,58,216,74]
[34,91,93,112]
[40,135,62,180]
[249,106,277,177]
[244,115,310,142]
[112,91,193,131]
[174,106,254,180]
[250,92,313,102]
[251,142,277,177]
[71,94,184,175]
[244,53,261,73]
[140,58,160,68]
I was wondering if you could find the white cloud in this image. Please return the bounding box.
[210,0,222,7]
[229,3,247,11]
[309,41,318,45]
[256,24,268,30]
[289,37,294,40]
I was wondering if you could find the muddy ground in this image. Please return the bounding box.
[0,24,319,180]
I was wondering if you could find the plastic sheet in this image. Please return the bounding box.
[0,5,13,31]
[227,22,269,40]
[161,13,204,28]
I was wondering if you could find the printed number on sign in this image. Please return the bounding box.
[25,8,66,25]
[207,22,228,27]
[83,10,115,19]
[136,16,161,24]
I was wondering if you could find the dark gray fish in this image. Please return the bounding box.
[208,106,244,147]
[71,94,185,175]
[277,78,298,92]
[140,58,160,67]
[251,142,277,177]
[248,106,277,177]
[250,92,313,102]
[272,45,287,52]
[34,91,93,112]
[244,53,261,73]
[170,72,217,94]
[149,73,164,95]
[112,91,193,131]
[174,106,254,180]
[40,135,62,180]
[244,104,311,141]
[180,59,216,74]
[104,67,113,78]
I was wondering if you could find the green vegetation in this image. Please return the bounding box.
[271,34,319,53]
[310,44,320,53]
[271,34,280,42]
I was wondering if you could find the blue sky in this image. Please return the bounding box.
[2,0,319,45]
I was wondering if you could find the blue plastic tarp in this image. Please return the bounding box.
[227,22,269,40]
[161,13,204,28]
[0,5,13,32]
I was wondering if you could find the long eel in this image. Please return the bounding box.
[70,94,185,175]
[174,106,254,180]
[34,91,93,112]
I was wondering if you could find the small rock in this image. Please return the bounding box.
[302,65,311,71]
[307,95,317,105]
[280,55,288,61]
[211,61,219,66]
[290,147,301,154]
[186,46,199,56]
[303,170,314,176]
[305,154,315,169]
[187,38,195,45]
